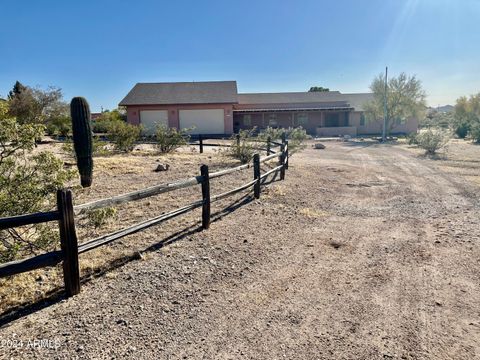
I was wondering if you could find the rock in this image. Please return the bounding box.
[314,143,326,149]
[116,319,128,326]
[154,163,170,172]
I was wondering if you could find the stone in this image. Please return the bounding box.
[314,143,326,149]
[154,163,170,172]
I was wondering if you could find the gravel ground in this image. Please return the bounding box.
[1,141,479,359]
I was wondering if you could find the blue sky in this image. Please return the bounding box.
[1,0,479,111]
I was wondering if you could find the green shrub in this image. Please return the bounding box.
[86,207,117,228]
[92,109,126,133]
[258,127,284,142]
[155,126,190,153]
[454,123,470,139]
[62,137,111,157]
[286,127,309,154]
[258,126,309,155]
[107,121,142,152]
[92,118,113,133]
[46,116,72,137]
[407,132,418,145]
[0,102,75,261]
[468,121,480,143]
[416,129,451,154]
[227,128,256,163]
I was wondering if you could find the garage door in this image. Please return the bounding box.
[140,110,168,135]
[179,109,224,135]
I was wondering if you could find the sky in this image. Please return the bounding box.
[1,0,479,111]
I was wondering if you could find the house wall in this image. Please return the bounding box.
[126,103,234,134]
[233,111,349,134]
[126,104,418,137]
[317,127,357,137]
[349,111,418,135]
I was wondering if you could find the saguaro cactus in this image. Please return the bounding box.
[70,97,93,187]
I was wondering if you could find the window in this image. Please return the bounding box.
[296,113,308,126]
[325,113,340,127]
[360,113,366,126]
[268,113,278,127]
[243,114,252,126]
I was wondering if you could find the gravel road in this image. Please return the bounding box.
[1,142,479,359]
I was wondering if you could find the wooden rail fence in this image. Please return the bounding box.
[0,137,289,297]
[194,134,281,155]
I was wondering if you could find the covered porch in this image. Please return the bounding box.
[233,108,353,135]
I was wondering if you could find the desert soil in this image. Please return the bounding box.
[1,140,479,359]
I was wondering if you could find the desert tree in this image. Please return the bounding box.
[8,81,69,126]
[364,72,426,134]
[452,93,480,142]
[308,86,330,92]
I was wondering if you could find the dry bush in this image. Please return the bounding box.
[227,129,256,163]
[155,126,190,153]
[416,128,451,154]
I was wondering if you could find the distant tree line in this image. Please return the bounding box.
[4,80,128,138]
[308,86,330,92]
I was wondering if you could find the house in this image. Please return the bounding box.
[119,81,418,136]
[90,112,103,121]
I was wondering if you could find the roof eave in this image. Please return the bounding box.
[233,107,355,112]
[119,101,238,107]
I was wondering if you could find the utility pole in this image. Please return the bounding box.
[382,66,388,142]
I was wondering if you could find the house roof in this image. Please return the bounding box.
[340,93,374,112]
[119,81,373,111]
[233,101,354,112]
[119,81,238,106]
[237,91,343,104]
[236,91,373,112]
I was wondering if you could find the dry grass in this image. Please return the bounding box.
[401,139,480,188]
[0,267,64,312]
[463,175,480,186]
[300,208,329,219]
[263,184,287,198]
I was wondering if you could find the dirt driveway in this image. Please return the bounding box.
[1,141,479,359]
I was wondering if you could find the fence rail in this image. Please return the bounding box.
[0,211,60,230]
[194,134,280,154]
[0,136,289,298]
[74,176,202,213]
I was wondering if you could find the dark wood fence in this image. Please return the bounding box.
[0,137,289,297]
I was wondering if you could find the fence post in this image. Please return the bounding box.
[267,136,271,155]
[281,131,286,145]
[57,189,80,297]
[200,165,211,229]
[236,134,240,147]
[279,144,285,181]
[285,140,289,170]
[199,134,203,154]
[253,153,261,199]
